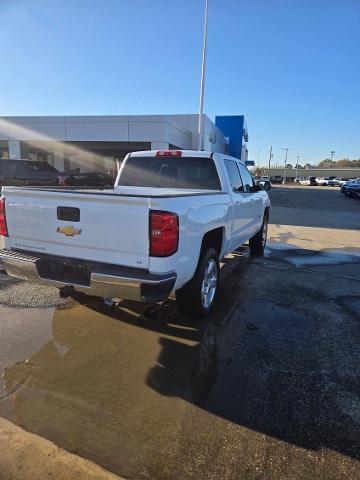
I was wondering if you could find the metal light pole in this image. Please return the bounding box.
[198,0,209,151]
[295,155,300,182]
[282,148,289,184]
[268,145,273,176]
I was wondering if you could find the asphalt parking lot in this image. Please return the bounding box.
[0,184,360,480]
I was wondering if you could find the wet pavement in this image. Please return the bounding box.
[0,186,360,479]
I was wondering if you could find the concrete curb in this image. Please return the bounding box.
[0,417,123,480]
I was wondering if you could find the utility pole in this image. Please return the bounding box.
[282,148,289,184]
[295,155,300,182]
[198,0,209,151]
[268,146,273,176]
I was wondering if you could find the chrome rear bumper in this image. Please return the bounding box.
[0,249,176,302]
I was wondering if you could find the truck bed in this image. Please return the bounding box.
[1,186,228,269]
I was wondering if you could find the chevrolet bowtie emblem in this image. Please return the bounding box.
[57,226,82,237]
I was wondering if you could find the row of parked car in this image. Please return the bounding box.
[255,174,360,200]
[256,175,354,188]
[0,158,113,188]
[256,175,356,187]
[296,175,360,198]
[297,176,360,198]
[296,176,355,186]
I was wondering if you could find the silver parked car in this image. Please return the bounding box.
[315,176,336,186]
[327,177,349,187]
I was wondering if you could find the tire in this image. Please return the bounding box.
[249,211,269,256]
[176,248,220,318]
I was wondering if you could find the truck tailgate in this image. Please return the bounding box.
[4,189,150,269]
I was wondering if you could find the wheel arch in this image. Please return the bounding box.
[200,227,225,259]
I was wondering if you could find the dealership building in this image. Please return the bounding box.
[0,114,248,177]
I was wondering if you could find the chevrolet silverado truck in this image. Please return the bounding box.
[0,150,270,317]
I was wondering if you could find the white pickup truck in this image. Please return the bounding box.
[0,150,270,316]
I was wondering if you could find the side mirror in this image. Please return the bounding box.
[253,184,263,192]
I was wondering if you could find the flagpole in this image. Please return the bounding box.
[198,0,209,151]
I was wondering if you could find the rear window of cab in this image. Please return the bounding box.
[119,156,221,190]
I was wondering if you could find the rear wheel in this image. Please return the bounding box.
[176,248,220,318]
[249,211,269,256]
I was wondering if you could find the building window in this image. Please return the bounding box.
[0,141,9,159]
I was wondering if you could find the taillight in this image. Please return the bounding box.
[0,197,8,237]
[156,150,182,157]
[150,211,179,257]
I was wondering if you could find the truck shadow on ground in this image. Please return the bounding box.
[1,245,360,473]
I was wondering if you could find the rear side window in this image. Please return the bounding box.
[238,164,254,192]
[224,160,243,192]
[119,156,221,190]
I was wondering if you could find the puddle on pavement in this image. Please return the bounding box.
[0,296,222,478]
[0,305,58,397]
[265,242,360,268]
[1,295,360,478]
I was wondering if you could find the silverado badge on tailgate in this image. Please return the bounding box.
[57,226,82,237]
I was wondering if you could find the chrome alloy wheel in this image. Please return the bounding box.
[201,259,218,309]
[262,216,268,248]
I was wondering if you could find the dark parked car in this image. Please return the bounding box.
[270,175,283,184]
[0,159,113,189]
[258,176,271,190]
[59,171,113,187]
[353,185,360,199]
[0,159,61,188]
[341,179,360,198]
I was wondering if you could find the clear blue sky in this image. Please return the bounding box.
[0,0,359,166]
